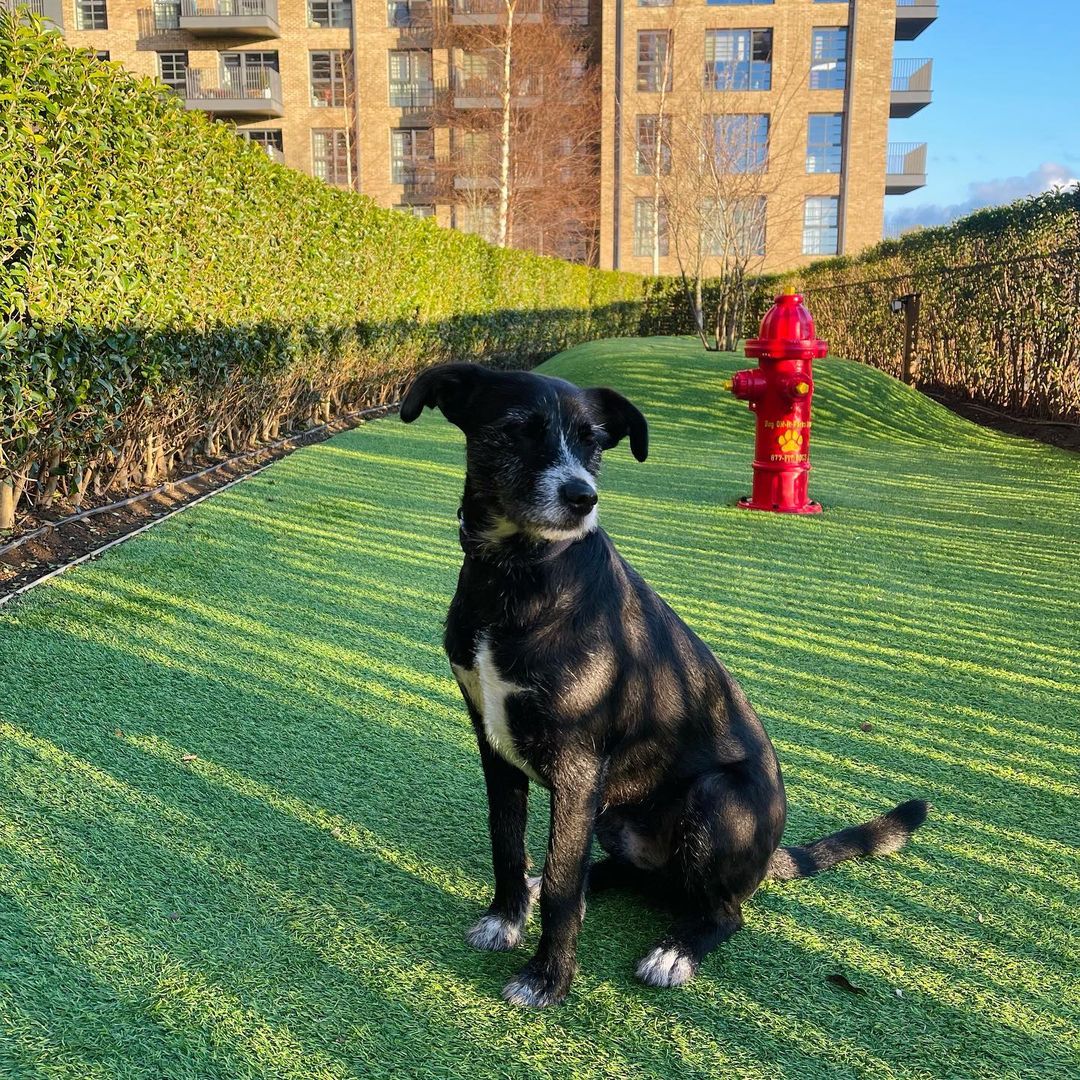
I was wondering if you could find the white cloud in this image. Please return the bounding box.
[885,162,1079,234]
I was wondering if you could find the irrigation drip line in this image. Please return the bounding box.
[799,245,1080,294]
[0,400,400,563]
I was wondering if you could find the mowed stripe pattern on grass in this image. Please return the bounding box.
[1,338,1077,1080]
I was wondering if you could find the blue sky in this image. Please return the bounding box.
[883,1,1080,232]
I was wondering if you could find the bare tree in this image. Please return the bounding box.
[433,0,598,260]
[639,20,806,349]
[630,12,678,276]
[338,49,358,191]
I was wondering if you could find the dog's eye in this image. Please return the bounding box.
[505,414,547,440]
[577,423,597,445]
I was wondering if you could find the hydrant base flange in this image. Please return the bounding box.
[737,497,822,515]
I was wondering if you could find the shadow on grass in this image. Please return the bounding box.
[2,342,1078,1078]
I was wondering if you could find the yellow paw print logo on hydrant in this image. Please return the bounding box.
[778,429,804,453]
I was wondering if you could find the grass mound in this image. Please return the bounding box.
[1,339,1077,1079]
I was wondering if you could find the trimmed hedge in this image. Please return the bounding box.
[753,189,1080,423]
[0,16,648,527]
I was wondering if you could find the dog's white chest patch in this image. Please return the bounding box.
[452,638,542,784]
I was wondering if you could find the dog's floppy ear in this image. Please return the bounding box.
[583,387,649,462]
[400,363,486,428]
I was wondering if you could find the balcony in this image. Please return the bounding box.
[178,0,280,38]
[449,0,541,26]
[393,167,437,199]
[885,142,927,194]
[1,0,64,28]
[895,0,938,41]
[183,67,284,118]
[891,57,932,117]
[452,73,539,109]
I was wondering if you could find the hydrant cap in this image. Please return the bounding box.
[745,292,829,360]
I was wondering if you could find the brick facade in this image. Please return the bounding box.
[599,0,917,273]
[38,0,931,270]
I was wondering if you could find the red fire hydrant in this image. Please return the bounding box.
[723,289,827,514]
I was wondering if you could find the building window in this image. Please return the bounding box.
[388,0,429,26]
[458,49,498,95]
[806,113,842,173]
[702,197,766,258]
[458,204,498,244]
[153,0,179,29]
[94,50,110,61]
[635,115,671,176]
[811,27,848,90]
[391,128,434,185]
[803,196,839,255]
[633,198,668,257]
[705,29,772,91]
[157,51,188,94]
[74,0,107,29]
[242,129,284,157]
[308,0,351,28]
[221,51,278,95]
[389,49,434,107]
[707,0,772,4]
[638,0,672,7]
[637,31,672,93]
[312,129,350,186]
[709,113,768,173]
[311,50,353,107]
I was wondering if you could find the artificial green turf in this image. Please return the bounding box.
[1,338,1078,1080]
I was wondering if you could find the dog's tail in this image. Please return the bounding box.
[766,799,929,882]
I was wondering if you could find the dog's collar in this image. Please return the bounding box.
[457,507,575,565]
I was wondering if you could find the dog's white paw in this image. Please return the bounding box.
[502,966,568,1008]
[466,914,523,951]
[635,944,697,988]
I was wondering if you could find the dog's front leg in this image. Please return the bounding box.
[503,755,604,1008]
[466,723,533,952]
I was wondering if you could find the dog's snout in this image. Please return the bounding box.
[559,478,598,512]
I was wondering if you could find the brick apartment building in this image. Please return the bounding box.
[9,0,935,271]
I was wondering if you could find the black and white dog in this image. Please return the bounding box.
[401,362,928,1008]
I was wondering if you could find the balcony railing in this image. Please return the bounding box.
[1,0,64,27]
[895,0,938,42]
[452,72,540,106]
[389,80,436,109]
[551,0,587,24]
[890,57,932,117]
[885,141,927,194]
[449,0,541,24]
[183,67,284,117]
[392,166,437,196]
[178,0,280,37]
